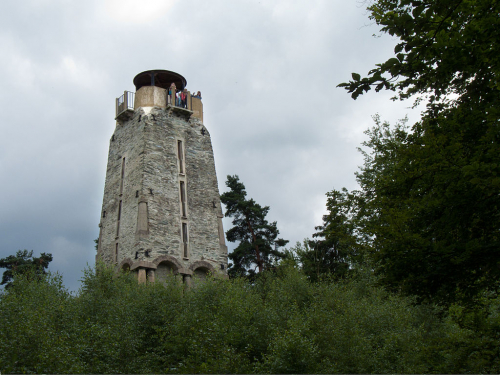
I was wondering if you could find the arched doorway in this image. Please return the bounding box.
[122,263,130,272]
[189,260,215,281]
[193,266,210,279]
[156,261,178,282]
[118,258,133,273]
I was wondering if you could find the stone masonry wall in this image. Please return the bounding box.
[98,105,228,276]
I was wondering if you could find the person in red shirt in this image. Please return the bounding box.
[181,89,187,108]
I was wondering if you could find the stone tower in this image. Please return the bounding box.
[96,69,228,284]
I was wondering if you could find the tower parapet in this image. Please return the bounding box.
[116,70,203,122]
[101,70,226,284]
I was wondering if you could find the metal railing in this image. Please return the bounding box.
[116,91,135,118]
[114,89,201,120]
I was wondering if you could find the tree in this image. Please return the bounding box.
[220,175,288,277]
[295,189,363,281]
[338,0,500,106]
[335,0,500,304]
[341,111,500,304]
[0,250,53,289]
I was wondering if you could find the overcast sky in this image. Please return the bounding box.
[0,0,423,291]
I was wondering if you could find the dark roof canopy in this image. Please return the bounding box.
[133,70,187,91]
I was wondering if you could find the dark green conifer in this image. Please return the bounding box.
[221,175,288,277]
[0,249,53,288]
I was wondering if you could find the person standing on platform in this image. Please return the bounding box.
[181,89,188,108]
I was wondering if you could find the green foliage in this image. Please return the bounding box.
[297,188,365,281]
[0,270,79,373]
[340,111,500,304]
[336,0,500,305]
[338,0,500,104]
[419,291,500,373]
[5,263,499,373]
[221,175,288,277]
[0,249,53,289]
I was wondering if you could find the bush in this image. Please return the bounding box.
[1,264,497,373]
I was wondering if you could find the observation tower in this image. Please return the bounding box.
[97,70,228,284]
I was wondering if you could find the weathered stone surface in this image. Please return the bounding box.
[133,86,168,109]
[97,97,228,279]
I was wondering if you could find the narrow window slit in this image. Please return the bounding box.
[177,140,184,174]
[182,223,188,258]
[180,181,187,217]
[116,200,122,237]
[120,157,126,194]
[118,200,122,220]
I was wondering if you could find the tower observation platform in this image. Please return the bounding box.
[116,69,204,123]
